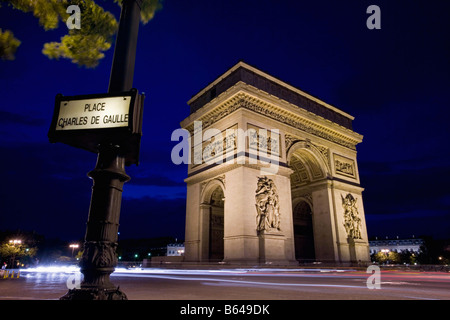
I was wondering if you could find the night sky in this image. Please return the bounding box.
[0,0,449,242]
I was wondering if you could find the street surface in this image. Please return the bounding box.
[0,266,449,300]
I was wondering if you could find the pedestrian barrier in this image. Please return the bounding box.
[0,270,20,279]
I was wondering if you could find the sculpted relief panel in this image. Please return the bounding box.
[247,123,281,157]
[255,176,281,233]
[192,124,238,167]
[333,153,356,179]
[342,193,362,240]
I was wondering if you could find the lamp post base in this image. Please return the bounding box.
[60,287,127,300]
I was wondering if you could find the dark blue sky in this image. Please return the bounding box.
[0,0,449,241]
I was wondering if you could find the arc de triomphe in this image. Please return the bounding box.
[179,62,370,264]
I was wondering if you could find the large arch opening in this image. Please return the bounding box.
[293,200,315,260]
[288,142,328,262]
[207,186,224,261]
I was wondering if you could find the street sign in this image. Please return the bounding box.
[48,89,144,165]
[55,96,131,131]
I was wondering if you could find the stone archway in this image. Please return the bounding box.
[182,61,370,264]
[208,186,224,261]
[286,141,370,263]
[288,142,329,262]
[193,178,226,262]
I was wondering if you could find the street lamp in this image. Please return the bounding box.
[9,240,22,269]
[69,244,79,258]
[381,249,390,264]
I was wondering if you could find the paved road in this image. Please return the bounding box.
[1,267,449,301]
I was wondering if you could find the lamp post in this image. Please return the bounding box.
[60,0,143,300]
[9,240,21,269]
[69,244,79,258]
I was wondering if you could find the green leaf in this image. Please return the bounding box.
[2,0,163,67]
[0,29,21,60]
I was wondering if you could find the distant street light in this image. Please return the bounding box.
[9,239,22,268]
[69,244,79,258]
[381,249,390,264]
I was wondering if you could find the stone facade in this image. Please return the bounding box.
[181,62,370,264]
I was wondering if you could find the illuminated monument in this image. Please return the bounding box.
[180,62,370,264]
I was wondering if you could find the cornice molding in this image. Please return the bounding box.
[182,86,362,150]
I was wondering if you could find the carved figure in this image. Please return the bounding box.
[255,176,281,232]
[342,193,362,239]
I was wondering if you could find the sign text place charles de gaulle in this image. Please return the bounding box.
[48,89,144,166]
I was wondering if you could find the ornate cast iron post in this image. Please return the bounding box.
[61,0,142,300]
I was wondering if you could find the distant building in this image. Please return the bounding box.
[369,237,425,254]
[167,243,185,256]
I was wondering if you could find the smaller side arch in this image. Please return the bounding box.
[292,195,313,212]
[292,198,315,261]
[199,177,226,262]
[201,178,226,204]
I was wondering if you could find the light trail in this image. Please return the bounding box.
[15,265,450,300]
[110,272,367,290]
[19,265,450,284]
[21,265,80,273]
[19,265,354,276]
